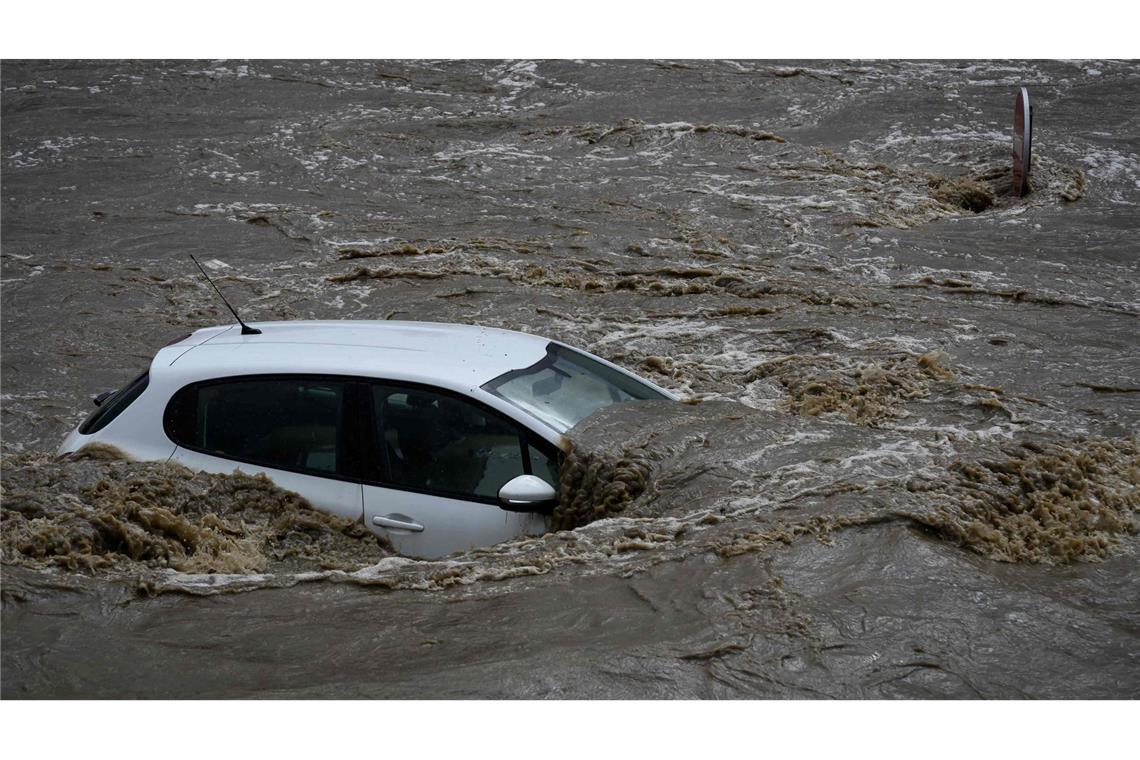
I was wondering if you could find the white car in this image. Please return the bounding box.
[58,321,676,558]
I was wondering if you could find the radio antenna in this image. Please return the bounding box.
[189,255,261,335]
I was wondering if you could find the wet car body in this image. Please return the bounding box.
[57,320,675,558]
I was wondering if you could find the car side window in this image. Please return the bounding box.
[372,385,530,501]
[168,378,346,475]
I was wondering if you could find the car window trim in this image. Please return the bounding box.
[342,380,368,482]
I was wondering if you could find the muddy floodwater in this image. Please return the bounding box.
[2,60,1138,698]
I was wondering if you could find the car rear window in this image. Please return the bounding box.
[79,371,150,435]
[166,377,346,476]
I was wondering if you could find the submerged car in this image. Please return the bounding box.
[58,321,676,558]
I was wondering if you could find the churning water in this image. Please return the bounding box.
[2,60,1138,697]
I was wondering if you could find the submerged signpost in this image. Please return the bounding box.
[1013,86,1033,196]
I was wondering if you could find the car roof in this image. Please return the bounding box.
[163,320,553,390]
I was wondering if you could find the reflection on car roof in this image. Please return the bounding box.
[165,320,551,389]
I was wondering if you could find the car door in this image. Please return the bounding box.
[165,375,363,522]
[360,382,555,558]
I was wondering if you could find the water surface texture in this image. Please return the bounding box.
[2,60,1138,698]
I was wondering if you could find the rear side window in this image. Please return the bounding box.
[166,377,346,476]
[79,371,149,434]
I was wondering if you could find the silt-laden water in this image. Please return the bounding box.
[1,59,1138,698]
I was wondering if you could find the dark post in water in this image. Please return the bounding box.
[1013,86,1033,197]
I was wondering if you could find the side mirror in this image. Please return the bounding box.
[498,474,557,513]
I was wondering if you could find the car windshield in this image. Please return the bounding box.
[482,343,670,433]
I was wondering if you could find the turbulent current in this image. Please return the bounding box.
[2,60,1138,698]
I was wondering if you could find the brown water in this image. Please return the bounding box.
[2,59,1138,698]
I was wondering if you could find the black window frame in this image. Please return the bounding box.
[362,379,562,509]
[163,373,362,484]
[80,370,150,435]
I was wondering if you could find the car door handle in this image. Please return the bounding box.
[372,514,425,532]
